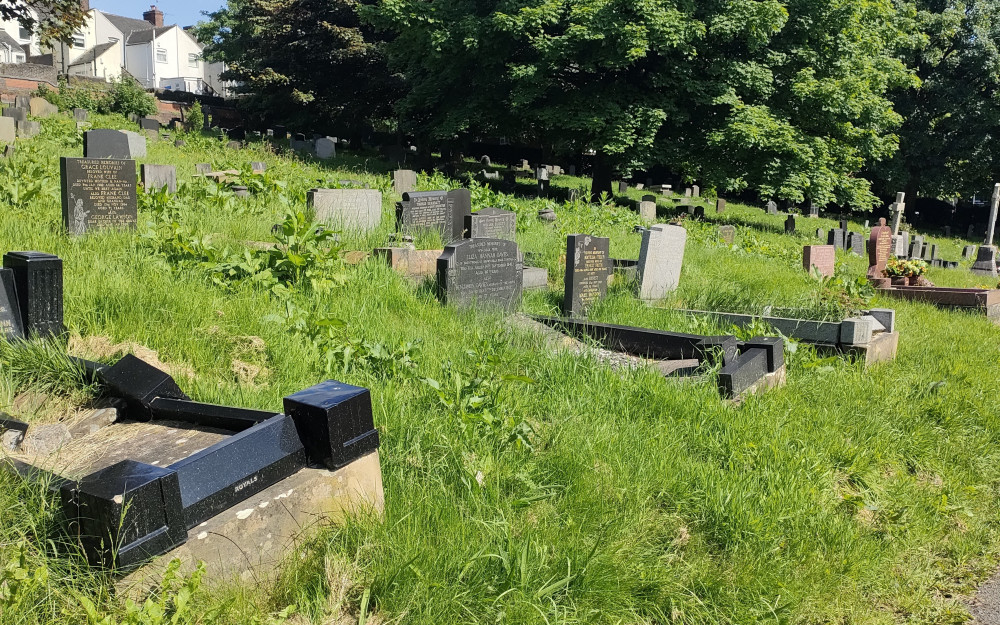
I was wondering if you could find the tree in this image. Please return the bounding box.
[194,0,401,137]
[872,1,1000,201]
[373,0,914,206]
[10,0,88,45]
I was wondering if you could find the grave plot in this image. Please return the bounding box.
[874,285,1000,321]
[530,316,785,399]
[0,251,384,584]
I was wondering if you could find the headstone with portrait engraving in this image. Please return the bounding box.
[563,234,611,317]
[396,189,469,242]
[60,157,137,235]
[436,238,522,311]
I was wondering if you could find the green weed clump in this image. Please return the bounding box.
[0,112,999,625]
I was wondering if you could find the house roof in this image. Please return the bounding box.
[67,41,116,67]
[126,25,174,45]
[0,31,24,55]
[101,12,154,39]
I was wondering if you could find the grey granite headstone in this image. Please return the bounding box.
[73,108,88,122]
[397,189,469,241]
[308,189,383,233]
[141,164,177,193]
[827,229,845,250]
[393,169,417,196]
[637,224,686,302]
[691,185,700,197]
[564,234,611,317]
[0,268,23,340]
[716,198,726,213]
[16,120,39,138]
[437,238,522,311]
[60,157,137,235]
[316,137,337,159]
[908,235,924,259]
[13,96,28,109]
[638,200,656,221]
[971,246,999,276]
[3,107,26,122]
[891,235,907,258]
[84,129,146,159]
[963,245,977,259]
[465,207,515,241]
[195,163,212,175]
[139,117,159,132]
[766,201,778,215]
[847,232,864,256]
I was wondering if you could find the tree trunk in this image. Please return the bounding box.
[590,151,613,202]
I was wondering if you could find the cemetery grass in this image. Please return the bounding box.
[2,114,1000,624]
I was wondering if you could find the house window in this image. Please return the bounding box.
[156,48,167,63]
[14,53,24,63]
[72,32,85,48]
[188,53,199,68]
[18,27,30,40]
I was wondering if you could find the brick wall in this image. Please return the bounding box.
[0,63,59,101]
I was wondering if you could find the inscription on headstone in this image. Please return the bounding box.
[60,157,137,235]
[397,189,468,241]
[437,238,522,311]
[867,218,892,279]
[564,235,611,317]
[719,225,736,246]
[465,207,516,241]
[803,245,835,277]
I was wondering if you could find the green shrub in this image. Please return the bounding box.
[106,76,157,118]
[186,100,204,131]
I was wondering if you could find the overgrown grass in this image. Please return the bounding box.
[1,111,1000,624]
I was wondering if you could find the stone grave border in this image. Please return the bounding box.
[531,316,785,398]
[874,285,1000,321]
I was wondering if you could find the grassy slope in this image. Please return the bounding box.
[1,113,999,624]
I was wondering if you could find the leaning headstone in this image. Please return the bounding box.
[73,108,88,122]
[60,157,137,235]
[564,234,611,317]
[393,169,417,196]
[3,107,26,122]
[803,245,835,277]
[316,137,337,159]
[785,215,796,234]
[0,117,14,144]
[28,97,56,117]
[867,218,892,281]
[397,189,469,242]
[719,225,736,246]
[465,207,516,241]
[437,238,522,311]
[308,189,382,233]
[963,245,977,259]
[716,198,726,213]
[84,129,145,159]
[636,224,686,302]
[766,200,778,215]
[140,164,177,193]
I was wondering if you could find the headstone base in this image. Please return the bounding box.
[971,246,999,276]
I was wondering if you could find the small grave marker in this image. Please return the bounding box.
[803,245,835,277]
[393,169,417,196]
[140,164,177,193]
[719,225,736,246]
[464,207,516,241]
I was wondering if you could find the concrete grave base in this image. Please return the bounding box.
[117,451,384,595]
[841,332,899,367]
[374,247,442,279]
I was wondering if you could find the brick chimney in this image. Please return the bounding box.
[143,5,163,27]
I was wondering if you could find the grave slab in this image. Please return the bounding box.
[564,234,611,317]
[308,189,383,233]
[636,224,686,302]
[437,238,522,311]
[60,157,137,234]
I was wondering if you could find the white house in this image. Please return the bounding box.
[3,4,228,96]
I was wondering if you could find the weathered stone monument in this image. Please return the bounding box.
[716,198,726,213]
[803,245,835,277]
[140,164,177,193]
[889,192,906,235]
[0,116,14,144]
[436,238,522,311]
[767,201,778,215]
[636,224,686,302]
[972,183,1000,276]
[83,129,146,159]
[393,169,417,196]
[719,225,736,246]
[60,157,137,235]
[308,189,383,233]
[464,207,516,241]
[564,234,611,317]
[316,137,337,159]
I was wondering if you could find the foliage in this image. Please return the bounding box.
[1,0,87,45]
[106,76,157,118]
[186,100,204,132]
[37,79,110,113]
[194,0,401,136]
[886,256,928,277]
[0,148,57,209]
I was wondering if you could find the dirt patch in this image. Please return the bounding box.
[232,359,270,386]
[68,335,196,379]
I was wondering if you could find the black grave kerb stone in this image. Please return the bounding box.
[2,251,63,337]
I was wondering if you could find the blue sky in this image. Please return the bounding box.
[92,1,223,28]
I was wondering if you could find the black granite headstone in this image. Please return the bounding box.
[2,251,63,337]
[397,189,469,241]
[437,238,522,311]
[827,229,845,250]
[61,157,137,234]
[0,268,23,340]
[564,234,611,317]
[139,117,159,132]
[465,207,516,241]
[785,215,796,234]
[283,379,379,470]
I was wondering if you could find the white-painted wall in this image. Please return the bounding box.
[0,9,40,59]
[128,27,210,93]
[68,41,122,80]
[92,11,126,68]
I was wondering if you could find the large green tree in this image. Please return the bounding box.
[873,1,1000,200]
[373,0,913,205]
[195,0,400,136]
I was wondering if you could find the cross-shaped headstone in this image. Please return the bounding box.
[889,192,906,236]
